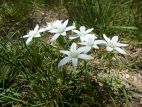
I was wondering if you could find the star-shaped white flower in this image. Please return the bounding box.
[40,20,63,32]
[69,26,94,42]
[78,34,103,53]
[58,43,94,67]
[22,24,43,44]
[102,34,128,54]
[49,19,76,42]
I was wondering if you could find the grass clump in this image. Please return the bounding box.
[64,0,142,40]
[0,22,129,107]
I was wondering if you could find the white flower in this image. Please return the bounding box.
[22,24,42,44]
[69,26,94,42]
[40,20,63,32]
[78,34,103,53]
[49,19,76,42]
[58,43,94,67]
[102,34,128,54]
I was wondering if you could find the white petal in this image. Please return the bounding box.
[92,44,99,49]
[115,47,127,54]
[58,57,71,67]
[78,54,93,60]
[55,20,62,27]
[69,34,79,39]
[111,36,118,43]
[85,28,93,34]
[22,35,30,38]
[39,28,46,33]
[34,24,39,31]
[83,46,92,53]
[70,43,77,52]
[45,26,52,31]
[80,26,86,32]
[103,34,110,43]
[26,37,33,44]
[65,26,76,31]
[61,32,66,36]
[72,58,78,67]
[86,34,97,39]
[63,19,68,27]
[60,50,70,55]
[115,42,128,47]
[72,30,80,34]
[94,40,107,45]
[77,46,87,53]
[34,33,41,37]
[106,46,113,51]
[51,33,60,41]
[56,20,63,23]
[80,36,87,42]
[49,29,59,33]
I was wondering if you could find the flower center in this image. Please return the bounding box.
[80,32,85,36]
[71,52,78,58]
[108,42,115,48]
[59,27,65,33]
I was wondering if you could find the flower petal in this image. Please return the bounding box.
[72,30,80,34]
[58,57,71,67]
[83,46,92,53]
[77,46,87,53]
[63,19,68,27]
[70,43,77,52]
[86,34,97,39]
[80,26,86,32]
[94,40,107,45]
[111,36,118,43]
[26,37,33,44]
[78,54,93,60]
[65,26,76,31]
[34,24,39,31]
[115,47,127,54]
[51,33,60,41]
[103,34,110,43]
[60,50,70,55]
[39,28,46,33]
[34,33,41,37]
[72,58,78,67]
[115,42,128,47]
[49,29,59,33]
[80,36,87,42]
[69,34,79,39]
[92,44,99,49]
[22,35,30,38]
[61,32,66,36]
[106,46,113,51]
[85,28,93,34]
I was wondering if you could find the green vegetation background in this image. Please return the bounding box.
[0,0,142,107]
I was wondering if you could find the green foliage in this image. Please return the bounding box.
[0,34,127,106]
[132,0,142,29]
[64,0,142,40]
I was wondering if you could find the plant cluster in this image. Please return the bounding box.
[0,19,130,107]
[22,19,128,68]
[0,1,134,106]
